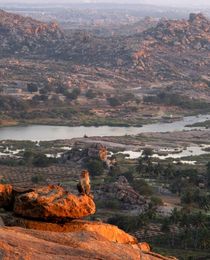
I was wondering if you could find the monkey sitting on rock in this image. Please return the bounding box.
[77,170,91,196]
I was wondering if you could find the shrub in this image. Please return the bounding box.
[107,97,120,107]
[27,83,38,93]
[31,175,44,184]
[132,179,153,196]
[85,89,96,99]
[32,154,52,167]
[85,159,104,176]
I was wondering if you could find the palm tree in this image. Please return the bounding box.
[136,158,145,177]
[170,207,180,225]
[142,148,153,162]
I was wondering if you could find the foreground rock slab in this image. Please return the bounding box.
[0,226,177,260]
[2,215,137,244]
[14,185,96,220]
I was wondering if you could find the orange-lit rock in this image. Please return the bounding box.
[3,216,137,244]
[14,185,96,220]
[0,226,177,260]
[99,146,108,161]
[138,242,151,252]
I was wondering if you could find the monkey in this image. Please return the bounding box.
[77,170,91,195]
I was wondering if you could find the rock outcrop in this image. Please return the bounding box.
[2,215,137,244]
[0,183,177,259]
[130,13,210,79]
[0,226,176,260]
[97,176,148,212]
[61,143,108,163]
[61,143,115,170]
[0,9,209,83]
[0,9,64,57]
[14,185,96,220]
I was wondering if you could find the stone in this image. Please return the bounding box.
[2,215,137,244]
[0,225,177,260]
[138,242,151,252]
[100,176,148,211]
[14,185,96,220]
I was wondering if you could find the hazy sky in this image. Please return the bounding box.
[1,0,210,7]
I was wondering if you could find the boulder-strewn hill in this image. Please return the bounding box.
[144,13,210,50]
[127,13,210,80]
[58,13,210,82]
[1,9,209,75]
[0,9,64,57]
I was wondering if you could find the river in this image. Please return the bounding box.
[0,114,209,141]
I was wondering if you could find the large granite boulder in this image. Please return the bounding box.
[14,185,95,220]
[2,214,137,244]
[0,225,177,260]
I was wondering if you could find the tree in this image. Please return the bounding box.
[23,150,34,166]
[27,83,38,93]
[142,148,153,161]
[136,149,155,178]
[150,196,163,209]
[86,159,104,176]
[32,154,51,167]
[39,88,48,95]
[153,163,163,179]
[136,158,145,176]
[206,161,210,186]
[107,97,120,107]
[164,163,175,182]
[132,179,153,196]
[121,170,134,183]
[31,174,44,184]
[85,89,96,99]
[109,165,121,178]
[66,88,81,100]
[170,208,181,225]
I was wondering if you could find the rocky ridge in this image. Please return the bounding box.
[129,13,210,79]
[0,9,64,56]
[1,9,209,81]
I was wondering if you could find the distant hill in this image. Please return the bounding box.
[0,9,64,57]
[125,13,210,80]
[0,10,209,82]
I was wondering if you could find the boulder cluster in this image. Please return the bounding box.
[0,9,63,56]
[0,183,177,259]
[97,176,148,212]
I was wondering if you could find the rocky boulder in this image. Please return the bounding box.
[14,185,95,220]
[99,176,148,211]
[61,143,108,163]
[2,215,137,244]
[0,225,177,260]
[113,176,147,205]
